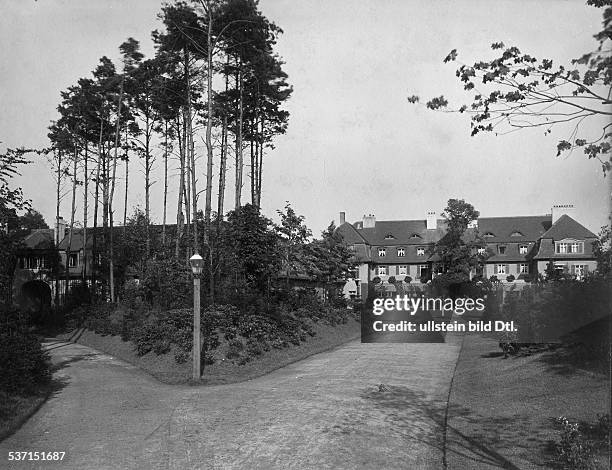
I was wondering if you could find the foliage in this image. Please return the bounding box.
[593,224,612,277]
[500,278,611,345]
[0,308,51,395]
[553,417,596,469]
[431,198,484,287]
[409,1,612,172]
[140,257,193,310]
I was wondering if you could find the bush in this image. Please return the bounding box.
[0,332,51,395]
[554,416,596,469]
[132,307,220,363]
[506,274,516,282]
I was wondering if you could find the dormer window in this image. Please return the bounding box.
[519,244,528,255]
[384,233,395,240]
[410,234,422,239]
[378,247,386,257]
[498,245,506,255]
[397,248,405,257]
[556,241,583,254]
[477,248,486,255]
[511,231,524,237]
[417,247,425,256]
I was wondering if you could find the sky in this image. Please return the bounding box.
[1,0,610,236]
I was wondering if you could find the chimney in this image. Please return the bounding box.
[551,204,575,224]
[339,211,346,225]
[426,211,437,230]
[363,213,376,229]
[55,216,66,245]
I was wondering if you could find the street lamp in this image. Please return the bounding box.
[189,252,204,380]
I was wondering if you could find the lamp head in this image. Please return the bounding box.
[189,253,204,275]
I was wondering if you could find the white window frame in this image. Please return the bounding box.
[416,247,425,257]
[498,245,506,255]
[574,264,585,279]
[519,245,528,255]
[519,263,529,274]
[378,247,386,257]
[496,264,506,275]
[556,242,568,254]
[477,247,486,255]
[68,252,78,268]
[397,248,405,257]
[398,265,408,276]
[377,265,387,276]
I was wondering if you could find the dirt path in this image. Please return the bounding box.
[1,337,462,469]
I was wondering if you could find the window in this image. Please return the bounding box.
[496,264,506,275]
[556,243,568,254]
[68,253,78,268]
[416,247,425,256]
[377,265,387,276]
[384,234,395,240]
[378,248,386,257]
[398,265,408,276]
[569,242,584,254]
[477,247,486,255]
[574,264,585,279]
[511,231,524,237]
[520,263,529,274]
[498,245,506,255]
[519,245,528,255]
[397,248,405,257]
[484,232,495,238]
[418,265,429,277]
[410,234,422,240]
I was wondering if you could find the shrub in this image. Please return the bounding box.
[554,416,595,469]
[0,331,51,395]
[506,274,516,282]
[404,276,413,283]
[226,338,243,359]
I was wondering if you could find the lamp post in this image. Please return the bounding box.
[189,253,204,380]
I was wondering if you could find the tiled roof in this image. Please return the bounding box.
[540,214,597,240]
[22,229,54,250]
[352,219,448,246]
[336,222,367,244]
[477,216,552,243]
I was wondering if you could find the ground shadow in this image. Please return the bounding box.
[357,384,526,469]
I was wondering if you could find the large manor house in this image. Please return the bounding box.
[337,204,598,299]
[12,203,599,308]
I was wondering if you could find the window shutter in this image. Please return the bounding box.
[571,265,575,275]
[584,265,589,273]
[506,264,510,274]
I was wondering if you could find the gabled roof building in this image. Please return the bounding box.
[337,205,598,300]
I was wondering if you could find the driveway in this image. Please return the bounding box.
[1,336,462,469]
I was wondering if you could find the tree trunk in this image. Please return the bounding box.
[83,142,88,284]
[175,116,185,258]
[54,150,62,308]
[162,120,168,247]
[235,65,243,210]
[109,76,125,303]
[66,144,78,303]
[123,124,129,235]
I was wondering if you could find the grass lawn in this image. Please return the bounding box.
[58,318,361,385]
[0,390,50,442]
[446,332,610,469]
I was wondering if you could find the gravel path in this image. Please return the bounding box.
[1,336,462,469]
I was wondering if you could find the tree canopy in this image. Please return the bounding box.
[408,0,612,173]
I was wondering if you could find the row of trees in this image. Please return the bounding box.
[47,0,293,301]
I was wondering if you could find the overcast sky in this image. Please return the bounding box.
[1,0,609,235]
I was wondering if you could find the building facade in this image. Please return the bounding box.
[337,205,599,300]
